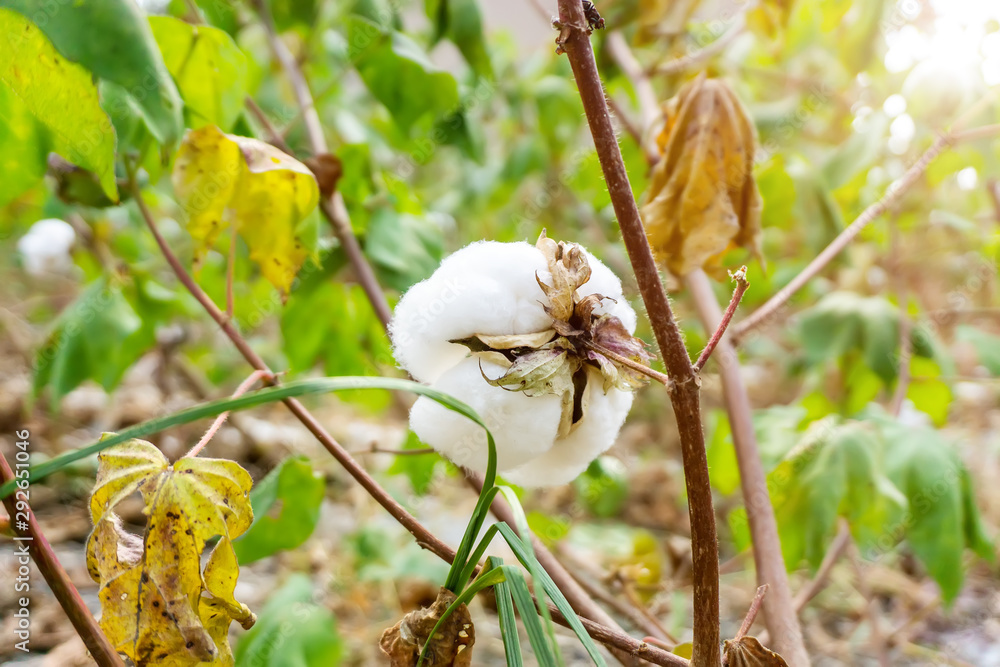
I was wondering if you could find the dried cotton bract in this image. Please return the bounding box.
[641,75,763,279]
[390,233,649,487]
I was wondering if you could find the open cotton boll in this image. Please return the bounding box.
[409,357,563,473]
[390,241,551,383]
[504,379,634,487]
[392,234,648,486]
[18,218,76,276]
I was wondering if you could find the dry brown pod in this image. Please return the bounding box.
[723,635,789,666]
[641,74,763,280]
[378,587,475,666]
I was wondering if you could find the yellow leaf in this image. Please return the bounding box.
[171,125,320,294]
[86,438,255,666]
[641,75,763,279]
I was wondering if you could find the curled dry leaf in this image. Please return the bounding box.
[86,436,255,666]
[451,232,651,438]
[303,153,343,200]
[723,636,789,667]
[641,74,763,279]
[172,125,320,294]
[379,586,475,666]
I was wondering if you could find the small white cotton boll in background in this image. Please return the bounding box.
[409,358,563,473]
[17,218,76,277]
[390,241,551,383]
[503,379,634,487]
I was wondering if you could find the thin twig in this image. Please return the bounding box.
[129,171,686,665]
[0,451,124,667]
[225,225,237,318]
[735,585,769,641]
[248,0,393,329]
[186,370,271,458]
[686,268,808,667]
[583,339,673,387]
[651,7,750,76]
[364,446,436,456]
[693,266,749,372]
[792,520,851,612]
[244,96,294,154]
[734,114,1000,342]
[555,3,720,664]
[888,223,912,417]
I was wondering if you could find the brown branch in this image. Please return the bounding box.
[0,451,124,667]
[244,96,294,154]
[651,8,748,76]
[583,339,673,387]
[735,584,769,642]
[248,0,393,330]
[734,119,1000,342]
[686,268,809,666]
[555,3,720,665]
[129,173,687,665]
[693,266,749,372]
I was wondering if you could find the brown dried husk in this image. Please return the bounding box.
[379,587,475,666]
[641,74,763,279]
[723,636,789,667]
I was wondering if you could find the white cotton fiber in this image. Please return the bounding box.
[391,237,642,487]
[18,218,76,276]
[390,241,552,383]
[409,358,563,473]
[503,378,634,487]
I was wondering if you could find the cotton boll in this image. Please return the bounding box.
[409,357,563,473]
[390,241,552,383]
[504,379,634,487]
[18,218,76,276]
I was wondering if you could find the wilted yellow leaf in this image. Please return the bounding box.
[86,438,255,666]
[641,75,763,279]
[172,125,320,294]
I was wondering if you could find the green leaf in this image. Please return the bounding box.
[880,422,992,603]
[233,456,325,564]
[504,565,557,665]
[234,574,344,667]
[268,0,317,29]
[573,456,629,518]
[33,278,143,410]
[906,357,952,426]
[149,16,248,131]
[386,431,440,495]
[956,325,1000,376]
[346,15,459,132]
[0,8,117,201]
[426,0,492,78]
[770,418,905,569]
[1,0,183,145]
[365,208,444,292]
[798,291,900,383]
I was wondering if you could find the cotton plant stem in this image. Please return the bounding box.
[733,118,1000,342]
[248,0,393,330]
[131,178,685,666]
[555,3,720,664]
[186,370,272,458]
[686,268,809,666]
[584,339,673,387]
[693,267,749,372]
[734,585,769,641]
[0,452,124,667]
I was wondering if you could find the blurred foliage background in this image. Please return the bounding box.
[2,0,1000,664]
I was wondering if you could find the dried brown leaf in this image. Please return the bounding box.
[723,636,789,667]
[642,75,763,279]
[379,587,475,666]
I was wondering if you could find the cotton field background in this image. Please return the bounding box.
[2,0,1000,666]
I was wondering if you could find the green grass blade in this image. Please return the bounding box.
[496,485,562,664]
[487,557,523,667]
[0,376,489,499]
[505,566,558,665]
[496,523,606,666]
[456,523,501,592]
